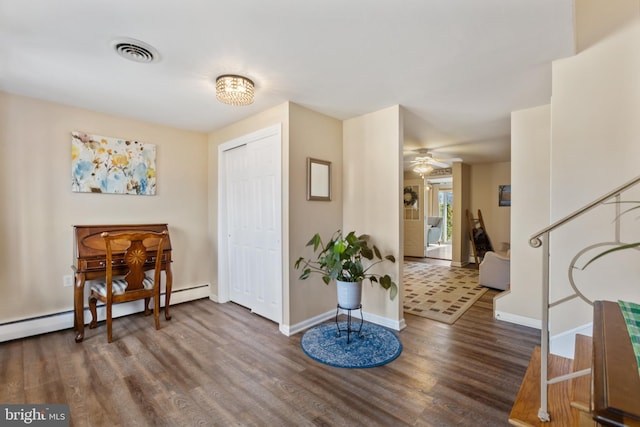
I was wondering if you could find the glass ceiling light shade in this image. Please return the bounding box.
[215,74,254,106]
[413,163,433,177]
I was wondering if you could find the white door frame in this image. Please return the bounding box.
[217,124,283,322]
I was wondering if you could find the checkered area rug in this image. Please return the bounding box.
[403,261,487,324]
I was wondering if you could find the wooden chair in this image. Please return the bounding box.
[88,231,167,342]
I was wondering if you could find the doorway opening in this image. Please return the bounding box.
[426,177,453,261]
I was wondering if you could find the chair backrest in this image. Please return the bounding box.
[427,216,442,228]
[101,231,167,297]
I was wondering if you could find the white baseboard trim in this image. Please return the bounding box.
[494,310,541,329]
[0,284,210,343]
[281,307,406,336]
[362,310,405,331]
[550,323,593,358]
[170,284,211,304]
[450,260,471,268]
[280,309,335,336]
[494,311,594,359]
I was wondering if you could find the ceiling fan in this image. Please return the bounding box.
[405,149,462,173]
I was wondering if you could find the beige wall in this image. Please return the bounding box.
[495,105,550,323]
[0,92,393,333]
[0,91,209,323]
[470,162,511,251]
[343,105,403,325]
[574,0,639,52]
[288,103,343,325]
[499,13,640,331]
[547,16,640,332]
[452,162,471,266]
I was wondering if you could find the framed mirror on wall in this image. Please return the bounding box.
[307,158,331,201]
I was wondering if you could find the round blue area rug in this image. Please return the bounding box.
[300,322,402,368]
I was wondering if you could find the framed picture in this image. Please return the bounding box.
[307,158,331,201]
[71,131,156,195]
[499,185,511,207]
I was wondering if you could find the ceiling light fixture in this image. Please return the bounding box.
[215,74,254,106]
[413,163,433,178]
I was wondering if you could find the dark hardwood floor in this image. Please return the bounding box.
[0,290,539,426]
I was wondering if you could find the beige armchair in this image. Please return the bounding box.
[479,250,510,290]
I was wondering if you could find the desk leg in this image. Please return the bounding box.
[164,265,172,320]
[74,273,86,343]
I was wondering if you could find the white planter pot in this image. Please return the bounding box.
[336,280,363,309]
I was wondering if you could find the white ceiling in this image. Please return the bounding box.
[0,0,575,164]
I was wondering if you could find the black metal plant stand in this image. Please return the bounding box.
[335,304,364,344]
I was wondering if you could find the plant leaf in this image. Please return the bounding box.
[360,245,373,260]
[379,275,392,289]
[373,245,382,260]
[312,233,322,251]
[389,284,398,300]
[582,242,640,269]
[346,231,359,245]
[335,238,347,254]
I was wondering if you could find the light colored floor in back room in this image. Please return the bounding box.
[425,241,451,260]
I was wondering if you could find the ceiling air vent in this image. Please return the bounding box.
[112,38,159,63]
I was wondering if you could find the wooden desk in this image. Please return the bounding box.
[592,300,640,426]
[72,224,173,342]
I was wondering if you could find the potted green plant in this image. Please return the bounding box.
[294,230,398,309]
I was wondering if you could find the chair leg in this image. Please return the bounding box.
[106,302,113,343]
[154,290,160,330]
[88,294,98,329]
[144,297,152,316]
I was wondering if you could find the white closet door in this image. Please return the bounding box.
[226,144,253,309]
[224,128,282,323]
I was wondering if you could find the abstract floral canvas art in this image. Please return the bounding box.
[71,131,157,195]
